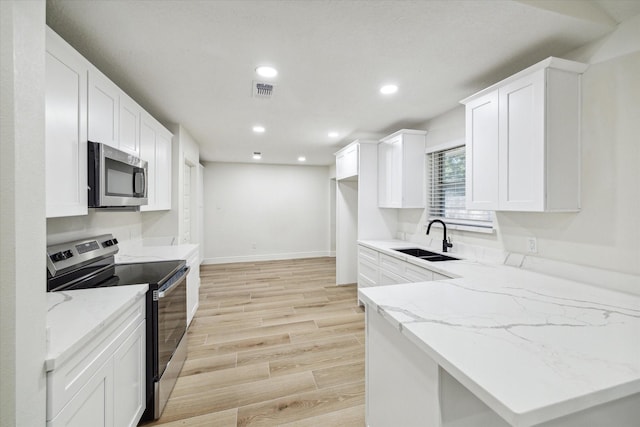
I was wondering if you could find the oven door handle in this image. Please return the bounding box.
[157,267,190,299]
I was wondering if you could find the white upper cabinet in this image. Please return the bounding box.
[89,69,142,156]
[462,57,587,212]
[118,93,141,156]
[46,26,171,217]
[140,112,172,212]
[377,129,427,208]
[335,142,359,180]
[45,27,89,218]
[88,69,119,149]
[464,91,499,211]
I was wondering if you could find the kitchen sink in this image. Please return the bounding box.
[392,248,459,262]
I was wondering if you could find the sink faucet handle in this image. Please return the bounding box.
[443,236,453,252]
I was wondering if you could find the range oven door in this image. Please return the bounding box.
[157,270,188,376]
[153,267,189,419]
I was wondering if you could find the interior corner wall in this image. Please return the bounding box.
[0,1,47,425]
[203,162,331,264]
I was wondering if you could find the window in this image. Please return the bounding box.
[426,143,493,232]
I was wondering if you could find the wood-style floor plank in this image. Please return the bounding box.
[142,257,365,426]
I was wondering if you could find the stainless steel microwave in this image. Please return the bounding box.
[88,141,148,209]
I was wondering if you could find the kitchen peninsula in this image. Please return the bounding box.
[359,241,640,427]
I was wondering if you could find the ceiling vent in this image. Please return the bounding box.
[252,80,275,98]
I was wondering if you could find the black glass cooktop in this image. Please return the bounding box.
[48,259,185,292]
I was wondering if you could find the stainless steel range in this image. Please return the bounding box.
[46,234,189,421]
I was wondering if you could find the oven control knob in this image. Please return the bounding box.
[103,239,113,247]
[51,252,65,262]
[63,250,73,259]
[112,238,118,245]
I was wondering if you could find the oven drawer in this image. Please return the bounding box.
[47,296,146,420]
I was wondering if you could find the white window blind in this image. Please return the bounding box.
[427,145,493,230]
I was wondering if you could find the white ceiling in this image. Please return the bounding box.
[46,0,640,166]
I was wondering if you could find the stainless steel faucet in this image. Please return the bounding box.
[426,219,453,253]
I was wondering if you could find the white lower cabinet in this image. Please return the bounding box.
[357,246,379,289]
[358,244,450,290]
[48,358,114,427]
[47,297,146,427]
[186,248,201,325]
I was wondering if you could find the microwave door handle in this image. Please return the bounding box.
[134,168,145,196]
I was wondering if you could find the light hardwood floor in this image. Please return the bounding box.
[143,257,365,426]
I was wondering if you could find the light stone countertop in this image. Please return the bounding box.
[45,284,148,371]
[358,239,640,427]
[115,241,199,264]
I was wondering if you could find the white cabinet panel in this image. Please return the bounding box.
[465,91,499,211]
[379,253,405,277]
[88,70,119,148]
[186,249,200,325]
[404,263,434,282]
[113,321,145,427]
[155,130,173,210]
[47,358,113,427]
[499,71,545,211]
[140,113,172,212]
[379,268,408,286]
[118,94,141,156]
[45,28,88,218]
[335,143,358,180]
[139,117,156,209]
[366,307,441,427]
[378,130,427,208]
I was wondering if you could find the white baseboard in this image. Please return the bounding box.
[202,250,334,265]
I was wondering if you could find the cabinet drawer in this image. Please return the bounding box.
[379,269,409,286]
[358,245,378,264]
[403,263,434,282]
[379,253,404,277]
[47,297,145,420]
[358,259,379,286]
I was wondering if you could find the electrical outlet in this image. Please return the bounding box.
[527,237,537,254]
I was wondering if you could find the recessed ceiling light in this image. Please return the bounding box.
[256,66,278,78]
[252,152,262,160]
[252,125,265,133]
[328,131,339,138]
[380,84,398,95]
[298,156,306,162]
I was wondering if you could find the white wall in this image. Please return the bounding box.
[0,1,47,425]
[399,16,640,278]
[203,162,332,263]
[47,211,143,245]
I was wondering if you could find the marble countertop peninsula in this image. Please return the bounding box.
[46,285,148,371]
[358,240,640,426]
